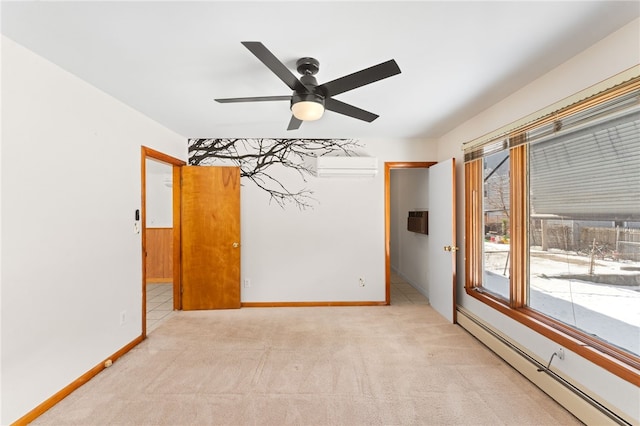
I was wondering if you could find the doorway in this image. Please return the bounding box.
[145,158,174,332]
[384,162,435,305]
[141,147,185,337]
[384,159,458,322]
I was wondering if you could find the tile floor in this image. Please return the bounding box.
[146,283,175,333]
[390,270,430,305]
[145,273,425,332]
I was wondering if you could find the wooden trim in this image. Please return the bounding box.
[172,164,182,310]
[385,162,436,169]
[11,336,144,426]
[140,148,148,337]
[384,161,437,305]
[450,158,457,323]
[141,146,186,336]
[141,146,186,166]
[464,160,483,290]
[384,164,391,305]
[509,145,527,308]
[465,289,640,385]
[147,278,172,283]
[242,301,388,307]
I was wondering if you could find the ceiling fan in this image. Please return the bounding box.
[215,42,401,130]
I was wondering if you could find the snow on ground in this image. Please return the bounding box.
[483,242,640,355]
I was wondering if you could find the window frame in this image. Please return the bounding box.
[464,78,640,386]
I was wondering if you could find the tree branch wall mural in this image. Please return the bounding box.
[187,138,364,209]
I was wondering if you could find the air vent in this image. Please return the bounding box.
[408,211,428,234]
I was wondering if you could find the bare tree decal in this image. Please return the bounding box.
[188,138,363,209]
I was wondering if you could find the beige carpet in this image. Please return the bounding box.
[32,301,581,425]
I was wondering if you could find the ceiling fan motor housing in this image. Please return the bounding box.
[291,92,324,107]
[296,57,320,75]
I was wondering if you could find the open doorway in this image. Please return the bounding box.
[141,147,185,337]
[145,158,175,332]
[384,162,436,305]
[385,160,458,322]
[389,167,430,304]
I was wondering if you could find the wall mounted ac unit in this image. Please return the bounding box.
[312,156,378,178]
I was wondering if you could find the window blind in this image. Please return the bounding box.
[529,109,640,220]
[463,68,640,162]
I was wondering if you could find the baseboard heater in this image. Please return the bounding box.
[456,307,632,426]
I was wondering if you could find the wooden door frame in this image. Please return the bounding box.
[384,161,437,305]
[141,146,186,338]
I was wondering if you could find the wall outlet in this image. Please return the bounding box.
[119,311,126,326]
[359,277,365,287]
[243,279,251,288]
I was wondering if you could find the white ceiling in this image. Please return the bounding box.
[2,1,638,140]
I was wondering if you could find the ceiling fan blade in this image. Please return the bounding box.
[215,95,291,103]
[287,115,303,130]
[324,98,379,122]
[318,59,401,97]
[241,41,306,92]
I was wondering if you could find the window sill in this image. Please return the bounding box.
[466,286,640,386]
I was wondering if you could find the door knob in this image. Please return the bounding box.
[232,242,239,248]
[443,245,459,252]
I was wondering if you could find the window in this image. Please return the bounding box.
[464,77,640,383]
[482,151,510,301]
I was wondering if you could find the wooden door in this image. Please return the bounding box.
[428,158,457,323]
[181,166,241,310]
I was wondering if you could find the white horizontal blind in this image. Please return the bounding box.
[529,108,640,220]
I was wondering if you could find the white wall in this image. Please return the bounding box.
[0,36,187,425]
[239,138,437,303]
[390,168,430,297]
[145,159,173,228]
[437,19,640,422]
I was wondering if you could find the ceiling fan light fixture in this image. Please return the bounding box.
[291,93,325,121]
[216,42,401,129]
